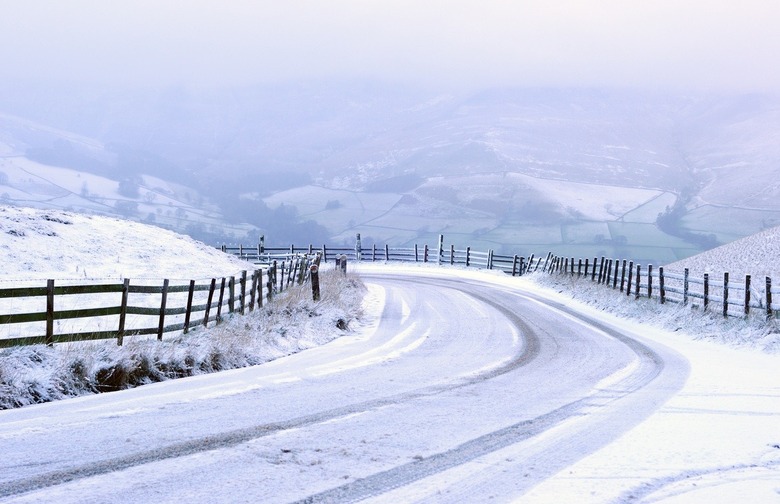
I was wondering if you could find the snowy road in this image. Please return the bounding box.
[0,267,705,503]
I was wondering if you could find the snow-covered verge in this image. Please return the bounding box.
[0,269,366,409]
[0,205,367,409]
[531,272,780,353]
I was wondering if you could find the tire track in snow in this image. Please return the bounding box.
[0,280,540,499]
[293,274,684,503]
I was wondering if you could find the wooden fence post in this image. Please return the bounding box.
[488,250,494,270]
[450,244,455,265]
[591,257,597,281]
[647,265,653,298]
[659,266,665,304]
[266,266,273,304]
[626,261,634,296]
[372,244,377,262]
[466,247,471,267]
[118,278,129,345]
[216,278,226,323]
[183,279,195,333]
[584,258,589,278]
[240,271,247,315]
[157,279,169,341]
[256,270,263,308]
[228,276,236,314]
[620,259,627,292]
[767,277,773,321]
[744,275,751,316]
[512,255,519,276]
[249,271,257,311]
[723,272,729,318]
[437,234,444,265]
[635,264,641,300]
[683,268,689,306]
[322,245,328,263]
[356,233,362,261]
[703,273,709,310]
[311,265,320,301]
[204,278,216,327]
[46,279,54,346]
[578,259,582,277]
[424,244,429,263]
[385,244,390,262]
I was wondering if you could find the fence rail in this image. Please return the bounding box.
[0,254,319,348]
[224,234,778,323]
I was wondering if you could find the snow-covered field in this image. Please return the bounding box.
[1,206,779,502]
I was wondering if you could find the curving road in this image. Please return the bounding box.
[0,268,689,503]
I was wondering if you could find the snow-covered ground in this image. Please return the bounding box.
[665,224,780,280]
[1,206,779,502]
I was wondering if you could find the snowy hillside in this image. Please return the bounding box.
[0,205,250,282]
[665,224,780,280]
[0,205,367,408]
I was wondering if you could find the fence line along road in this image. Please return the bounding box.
[0,254,319,349]
[223,233,778,322]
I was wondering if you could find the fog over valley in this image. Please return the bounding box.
[1,1,779,264]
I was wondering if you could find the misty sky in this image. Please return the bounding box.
[1,0,779,92]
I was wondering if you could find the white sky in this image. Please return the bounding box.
[1,0,779,91]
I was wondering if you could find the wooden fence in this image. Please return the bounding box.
[223,235,778,322]
[0,254,318,348]
[543,254,779,321]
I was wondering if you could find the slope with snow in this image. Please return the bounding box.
[665,224,780,280]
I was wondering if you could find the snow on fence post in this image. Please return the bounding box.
[635,264,641,300]
[310,264,320,301]
[512,255,519,276]
[266,266,274,304]
[340,255,348,275]
[228,276,236,314]
[467,247,472,267]
[424,244,429,263]
[613,261,619,289]
[217,277,226,323]
[118,278,130,345]
[255,271,262,309]
[355,233,362,261]
[45,279,54,346]
[723,272,729,318]
[620,259,627,292]
[704,273,709,310]
[626,261,634,296]
[437,234,444,265]
[183,279,195,333]
[659,267,666,304]
[259,235,265,254]
[683,268,689,306]
[203,278,216,327]
[744,275,751,316]
[240,271,247,315]
[543,252,552,272]
[647,265,653,298]
[157,279,170,341]
[767,277,773,320]
[249,271,257,311]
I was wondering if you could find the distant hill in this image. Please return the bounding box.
[1,83,779,260]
